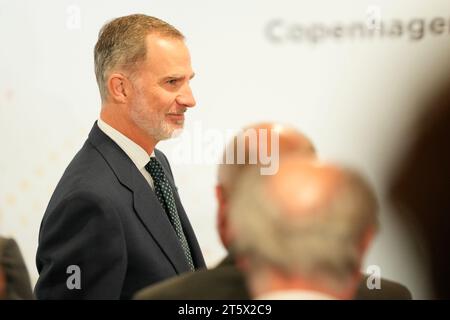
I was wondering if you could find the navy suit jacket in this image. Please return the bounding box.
[35,122,205,299]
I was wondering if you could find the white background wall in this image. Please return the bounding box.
[1,0,449,299]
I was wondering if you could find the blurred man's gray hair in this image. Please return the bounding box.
[228,160,379,292]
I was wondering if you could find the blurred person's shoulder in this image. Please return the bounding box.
[135,257,249,300]
[356,275,412,300]
[0,237,34,300]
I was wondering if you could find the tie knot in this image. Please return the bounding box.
[145,157,165,181]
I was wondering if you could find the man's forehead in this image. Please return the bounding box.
[146,33,182,47]
[143,34,193,76]
[144,34,189,58]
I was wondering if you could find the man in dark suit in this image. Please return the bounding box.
[135,123,412,300]
[35,14,205,299]
[0,237,34,299]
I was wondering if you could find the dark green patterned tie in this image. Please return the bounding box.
[145,157,195,271]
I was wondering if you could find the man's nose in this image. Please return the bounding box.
[176,84,196,108]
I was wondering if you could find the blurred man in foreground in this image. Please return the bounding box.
[228,157,378,299]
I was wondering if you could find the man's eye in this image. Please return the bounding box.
[167,79,178,85]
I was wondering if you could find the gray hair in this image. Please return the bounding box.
[94,14,184,102]
[228,165,379,290]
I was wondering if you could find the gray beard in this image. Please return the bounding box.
[130,109,179,141]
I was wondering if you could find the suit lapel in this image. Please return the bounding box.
[88,122,190,273]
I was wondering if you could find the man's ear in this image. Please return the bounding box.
[106,73,132,104]
[216,184,226,205]
[216,185,230,248]
[352,227,376,277]
[359,227,376,258]
[342,228,376,299]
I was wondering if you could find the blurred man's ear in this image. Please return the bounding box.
[216,185,230,248]
[107,72,132,104]
[215,184,226,206]
[359,227,375,257]
[334,228,376,300]
[349,228,373,294]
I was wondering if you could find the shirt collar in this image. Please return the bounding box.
[256,289,336,300]
[97,118,155,171]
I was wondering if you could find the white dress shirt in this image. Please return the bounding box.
[97,118,155,189]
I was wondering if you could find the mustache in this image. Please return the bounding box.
[167,108,187,115]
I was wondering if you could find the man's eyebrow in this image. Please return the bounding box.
[163,73,195,80]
